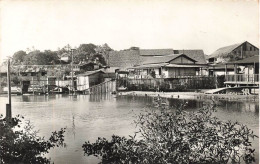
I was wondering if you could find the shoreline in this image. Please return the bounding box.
[118,91,259,102]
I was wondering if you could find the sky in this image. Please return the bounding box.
[0,0,259,63]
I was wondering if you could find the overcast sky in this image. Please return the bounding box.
[0,0,259,63]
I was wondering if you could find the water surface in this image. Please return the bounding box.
[0,94,258,163]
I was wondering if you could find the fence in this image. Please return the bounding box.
[118,76,225,92]
[225,74,259,84]
[87,80,116,94]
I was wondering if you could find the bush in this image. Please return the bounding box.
[82,103,258,164]
[0,115,66,163]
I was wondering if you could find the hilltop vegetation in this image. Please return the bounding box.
[8,43,112,66]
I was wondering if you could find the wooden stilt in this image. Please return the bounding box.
[6,59,12,121]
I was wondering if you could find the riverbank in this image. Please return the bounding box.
[118,91,259,102]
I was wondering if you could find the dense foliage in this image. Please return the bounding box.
[0,115,66,163]
[82,103,258,164]
[10,43,112,66]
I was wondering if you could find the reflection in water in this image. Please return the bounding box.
[72,114,76,139]
[0,94,258,164]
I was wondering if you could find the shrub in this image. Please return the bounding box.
[82,103,258,164]
[0,115,66,163]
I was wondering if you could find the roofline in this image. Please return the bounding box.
[210,41,259,57]
[142,54,198,65]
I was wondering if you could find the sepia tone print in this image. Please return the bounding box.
[0,0,259,163]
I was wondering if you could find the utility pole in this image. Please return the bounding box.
[70,48,76,95]
[6,59,12,121]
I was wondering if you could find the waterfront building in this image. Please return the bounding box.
[224,55,259,87]
[107,48,207,70]
[129,54,207,79]
[76,70,105,91]
[207,41,259,64]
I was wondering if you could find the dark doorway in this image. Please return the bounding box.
[22,81,30,93]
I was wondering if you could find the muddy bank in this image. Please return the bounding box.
[118,91,259,102]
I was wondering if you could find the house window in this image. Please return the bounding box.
[250,47,252,51]
[234,51,236,54]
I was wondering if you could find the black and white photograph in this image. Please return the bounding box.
[0,0,259,163]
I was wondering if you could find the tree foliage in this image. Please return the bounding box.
[22,50,59,65]
[12,51,27,64]
[10,43,111,66]
[0,115,66,163]
[82,103,258,164]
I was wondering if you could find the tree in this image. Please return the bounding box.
[0,115,66,163]
[12,51,27,64]
[74,43,97,63]
[95,43,113,66]
[44,50,59,64]
[83,103,258,164]
[22,50,59,65]
[92,54,106,65]
[23,50,47,65]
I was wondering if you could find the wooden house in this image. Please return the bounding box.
[225,55,259,87]
[207,41,259,64]
[130,54,207,79]
[76,70,104,91]
[107,48,207,72]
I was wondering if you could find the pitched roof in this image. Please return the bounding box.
[174,50,206,64]
[230,55,259,64]
[141,54,197,65]
[108,50,140,68]
[210,42,243,58]
[139,49,173,56]
[139,49,206,64]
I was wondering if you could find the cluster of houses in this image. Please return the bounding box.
[0,41,259,94]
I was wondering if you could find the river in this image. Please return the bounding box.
[0,94,259,164]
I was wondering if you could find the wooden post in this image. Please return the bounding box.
[32,77,34,95]
[225,64,227,76]
[253,62,256,84]
[47,77,49,94]
[6,59,12,120]
[247,65,250,85]
[234,64,237,84]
